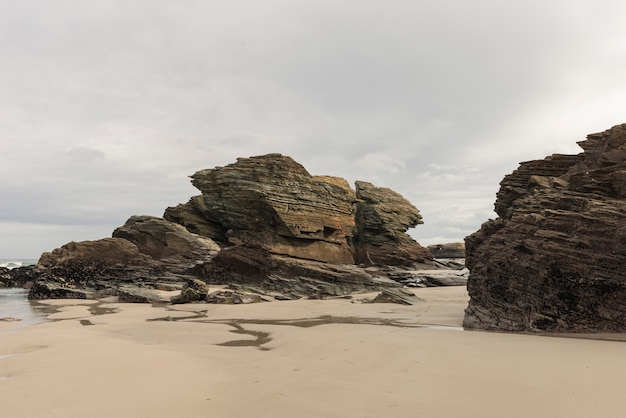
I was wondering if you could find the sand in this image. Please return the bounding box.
[1,286,626,418]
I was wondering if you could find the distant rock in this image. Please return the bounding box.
[465,123,626,332]
[427,242,465,259]
[112,215,221,262]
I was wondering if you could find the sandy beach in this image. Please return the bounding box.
[1,286,625,418]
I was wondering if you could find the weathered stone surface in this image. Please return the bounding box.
[353,181,432,266]
[29,238,181,300]
[428,242,466,259]
[112,215,220,261]
[38,238,156,269]
[465,123,626,332]
[185,154,357,264]
[171,278,211,304]
[164,195,228,243]
[28,281,93,300]
[206,289,263,304]
[369,288,424,305]
[0,266,39,288]
[193,245,402,298]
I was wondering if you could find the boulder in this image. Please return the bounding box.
[171,278,211,304]
[353,181,432,266]
[464,123,626,332]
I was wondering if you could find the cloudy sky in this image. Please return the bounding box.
[2,1,626,258]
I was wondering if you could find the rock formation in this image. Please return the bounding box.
[169,154,357,264]
[465,123,626,332]
[427,242,466,259]
[13,153,444,301]
[353,181,431,266]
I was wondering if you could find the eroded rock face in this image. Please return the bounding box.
[465,123,626,332]
[353,181,431,266]
[181,154,357,264]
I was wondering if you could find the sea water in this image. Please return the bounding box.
[0,259,37,270]
[0,259,48,326]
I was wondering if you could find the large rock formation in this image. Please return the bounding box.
[464,123,626,332]
[14,153,441,301]
[169,154,357,264]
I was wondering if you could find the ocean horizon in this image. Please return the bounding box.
[0,259,38,270]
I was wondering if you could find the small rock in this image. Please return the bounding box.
[0,317,22,322]
[369,288,424,305]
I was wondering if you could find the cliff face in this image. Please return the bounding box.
[465,123,626,332]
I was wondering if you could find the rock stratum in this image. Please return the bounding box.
[8,153,462,301]
[465,123,626,332]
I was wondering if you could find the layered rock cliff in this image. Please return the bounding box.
[464,123,626,332]
[20,153,440,301]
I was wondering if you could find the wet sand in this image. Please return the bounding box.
[1,286,626,417]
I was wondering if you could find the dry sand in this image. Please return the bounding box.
[1,286,626,418]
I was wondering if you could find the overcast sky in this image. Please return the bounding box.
[2,1,626,258]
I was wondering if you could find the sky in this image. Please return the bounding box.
[2,1,626,258]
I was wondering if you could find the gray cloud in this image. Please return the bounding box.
[2,0,626,257]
